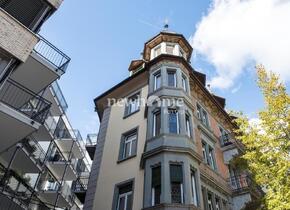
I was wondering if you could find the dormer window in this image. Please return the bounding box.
[154,45,161,58]
[166,43,175,55]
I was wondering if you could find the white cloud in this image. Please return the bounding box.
[231,83,242,93]
[191,0,290,89]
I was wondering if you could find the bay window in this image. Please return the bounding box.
[151,166,161,206]
[170,164,184,204]
[167,70,177,87]
[168,109,179,134]
[153,111,161,137]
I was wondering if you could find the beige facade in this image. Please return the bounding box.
[93,85,148,210]
[0,9,38,62]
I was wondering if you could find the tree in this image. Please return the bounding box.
[234,65,290,210]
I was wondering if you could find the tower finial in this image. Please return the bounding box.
[163,18,169,30]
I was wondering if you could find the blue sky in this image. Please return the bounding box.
[40,0,290,137]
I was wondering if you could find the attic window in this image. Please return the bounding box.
[166,44,174,55]
[154,45,161,58]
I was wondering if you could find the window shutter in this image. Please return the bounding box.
[152,166,161,187]
[170,165,183,182]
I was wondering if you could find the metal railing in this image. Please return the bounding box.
[54,129,83,141]
[21,136,46,165]
[0,79,51,124]
[229,175,251,191]
[86,133,98,146]
[220,133,233,147]
[33,35,71,74]
[72,177,88,193]
[51,81,68,113]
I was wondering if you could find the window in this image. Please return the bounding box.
[215,197,221,210]
[168,109,179,134]
[167,70,177,87]
[208,147,216,170]
[197,104,209,127]
[202,141,217,170]
[153,111,161,137]
[202,142,207,162]
[117,183,133,210]
[191,170,198,206]
[119,130,137,161]
[125,93,140,116]
[151,166,161,206]
[185,114,191,137]
[207,193,214,210]
[166,44,175,54]
[154,45,161,58]
[179,49,184,58]
[170,165,183,204]
[219,126,231,146]
[153,71,161,90]
[181,75,187,92]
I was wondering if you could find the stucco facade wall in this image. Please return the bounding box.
[0,9,38,62]
[92,85,148,210]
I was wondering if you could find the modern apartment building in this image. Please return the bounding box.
[85,31,263,210]
[0,0,90,209]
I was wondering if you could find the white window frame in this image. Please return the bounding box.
[168,109,179,134]
[153,71,161,91]
[180,183,184,204]
[117,191,133,210]
[215,198,221,210]
[208,194,213,210]
[191,172,198,206]
[167,70,177,87]
[153,111,161,137]
[153,45,161,58]
[185,114,191,137]
[166,43,175,55]
[202,142,207,163]
[123,133,137,159]
[181,75,187,92]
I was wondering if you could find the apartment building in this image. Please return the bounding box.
[85,31,263,210]
[0,0,90,209]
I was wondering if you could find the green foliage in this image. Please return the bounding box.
[234,65,290,210]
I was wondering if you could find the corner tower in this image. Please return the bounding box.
[87,31,262,210]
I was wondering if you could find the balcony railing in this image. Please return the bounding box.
[21,136,46,165]
[33,35,71,74]
[229,175,251,191]
[54,129,83,142]
[0,79,51,124]
[72,177,88,192]
[220,133,233,147]
[86,133,98,146]
[51,81,68,113]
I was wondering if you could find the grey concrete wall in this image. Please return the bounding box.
[83,107,111,210]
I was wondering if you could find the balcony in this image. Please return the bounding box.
[0,136,46,174]
[220,133,245,164]
[53,129,84,160]
[45,141,79,181]
[44,81,68,116]
[38,180,75,208]
[86,133,98,160]
[10,35,71,94]
[72,176,88,203]
[0,164,48,210]
[0,79,51,151]
[229,175,264,198]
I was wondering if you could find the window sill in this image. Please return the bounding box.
[117,155,137,164]
[123,109,140,119]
